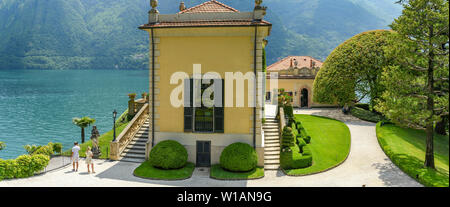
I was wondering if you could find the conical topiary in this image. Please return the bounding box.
[281,126,296,149]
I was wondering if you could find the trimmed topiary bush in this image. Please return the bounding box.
[297,138,307,148]
[284,105,294,119]
[149,140,188,170]
[303,135,312,144]
[220,143,258,172]
[280,145,313,170]
[280,119,314,170]
[281,127,296,148]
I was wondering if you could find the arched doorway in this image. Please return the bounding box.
[300,88,309,108]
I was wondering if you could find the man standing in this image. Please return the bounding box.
[71,142,80,172]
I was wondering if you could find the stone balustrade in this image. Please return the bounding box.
[110,103,149,160]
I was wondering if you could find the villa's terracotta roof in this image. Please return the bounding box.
[179,0,239,14]
[139,0,271,29]
[267,56,323,71]
[140,20,271,28]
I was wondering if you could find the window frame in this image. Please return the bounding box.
[184,78,224,133]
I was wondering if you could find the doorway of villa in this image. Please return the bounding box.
[196,141,211,167]
[300,88,309,108]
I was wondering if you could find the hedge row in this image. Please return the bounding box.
[280,120,313,170]
[0,154,50,180]
[0,142,60,181]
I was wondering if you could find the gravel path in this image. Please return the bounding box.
[0,108,421,187]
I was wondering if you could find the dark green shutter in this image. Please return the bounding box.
[214,79,224,133]
[184,79,193,132]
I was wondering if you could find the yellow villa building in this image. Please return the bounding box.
[266,56,327,108]
[138,0,271,167]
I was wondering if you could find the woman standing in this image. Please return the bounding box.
[85,147,95,173]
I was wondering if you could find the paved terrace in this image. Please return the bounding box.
[0,108,421,187]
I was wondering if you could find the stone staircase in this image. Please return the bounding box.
[263,118,280,170]
[120,119,149,163]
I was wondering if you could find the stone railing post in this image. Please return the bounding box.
[145,140,153,161]
[128,93,136,117]
[110,141,120,160]
[279,107,286,145]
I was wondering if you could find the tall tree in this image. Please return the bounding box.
[72,117,96,144]
[376,0,449,169]
[313,30,395,108]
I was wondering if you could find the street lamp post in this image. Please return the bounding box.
[112,109,117,142]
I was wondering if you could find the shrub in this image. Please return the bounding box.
[284,105,294,119]
[52,143,63,154]
[294,120,312,144]
[281,127,296,148]
[355,103,370,111]
[303,136,312,144]
[280,145,313,170]
[15,155,34,178]
[24,143,54,156]
[30,154,50,173]
[297,138,307,148]
[0,154,49,181]
[24,145,39,154]
[350,107,386,123]
[302,146,312,156]
[149,140,188,170]
[220,143,258,172]
[280,120,314,170]
[0,159,18,180]
[33,145,54,156]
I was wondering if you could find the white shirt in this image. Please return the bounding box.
[72,145,81,158]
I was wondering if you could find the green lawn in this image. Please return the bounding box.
[62,121,129,159]
[210,165,264,180]
[134,161,195,180]
[283,115,351,176]
[350,107,386,123]
[376,123,449,187]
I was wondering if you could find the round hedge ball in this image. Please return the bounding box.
[220,142,258,172]
[149,140,188,169]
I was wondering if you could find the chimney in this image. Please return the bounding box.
[310,59,313,68]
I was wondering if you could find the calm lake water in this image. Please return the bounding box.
[0,70,148,159]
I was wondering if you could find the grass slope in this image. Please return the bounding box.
[134,161,195,180]
[376,123,449,187]
[63,121,129,159]
[210,165,264,180]
[284,115,351,176]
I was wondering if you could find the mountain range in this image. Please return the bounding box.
[0,0,403,70]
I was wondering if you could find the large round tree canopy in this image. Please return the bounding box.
[313,30,395,107]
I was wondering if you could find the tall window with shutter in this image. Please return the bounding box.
[184,78,224,133]
[184,79,194,132]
